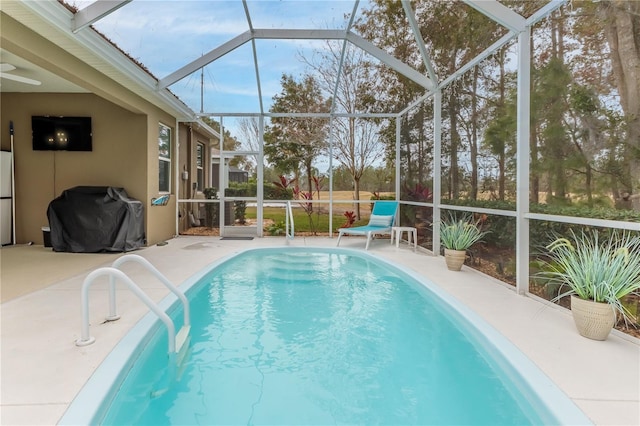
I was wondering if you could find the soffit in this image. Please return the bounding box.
[0,48,87,93]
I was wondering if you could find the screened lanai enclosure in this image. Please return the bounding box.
[71,0,640,334]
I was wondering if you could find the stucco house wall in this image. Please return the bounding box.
[1,93,146,244]
[177,124,215,234]
[0,12,189,247]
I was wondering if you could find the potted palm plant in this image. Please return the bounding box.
[439,214,488,271]
[540,229,640,340]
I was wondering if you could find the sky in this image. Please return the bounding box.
[70,0,371,121]
[65,1,539,176]
[65,0,518,172]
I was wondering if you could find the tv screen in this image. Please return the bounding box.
[32,116,92,151]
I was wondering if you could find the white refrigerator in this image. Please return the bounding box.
[1,150,13,245]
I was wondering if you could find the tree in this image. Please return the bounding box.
[484,86,516,201]
[237,116,261,153]
[566,84,602,205]
[236,116,261,174]
[481,46,517,201]
[523,1,635,208]
[354,0,429,196]
[303,42,385,219]
[202,116,240,151]
[354,0,636,211]
[597,0,640,209]
[263,74,331,205]
[538,56,572,204]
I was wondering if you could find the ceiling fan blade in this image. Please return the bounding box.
[0,63,16,72]
[0,72,42,86]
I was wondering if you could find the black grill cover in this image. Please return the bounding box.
[47,186,145,253]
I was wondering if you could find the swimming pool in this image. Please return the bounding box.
[61,247,589,425]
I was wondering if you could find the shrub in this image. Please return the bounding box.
[442,199,640,249]
[266,221,286,236]
[538,230,640,322]
[439,213,489,251]
[202,187,219,227]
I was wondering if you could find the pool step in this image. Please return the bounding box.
[262,268,322,284]
[150,326,191,399]
[176,325,191,362]
[263,260,313,272]
[264,254,314,266]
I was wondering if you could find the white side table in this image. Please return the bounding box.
[390,226,418,251]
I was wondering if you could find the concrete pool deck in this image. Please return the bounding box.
[1,235,638,425]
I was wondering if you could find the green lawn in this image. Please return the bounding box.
[246,207,369,234]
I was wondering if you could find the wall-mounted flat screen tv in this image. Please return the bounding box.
[32,116,92,151]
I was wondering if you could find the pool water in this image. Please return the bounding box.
[101,249,551,425]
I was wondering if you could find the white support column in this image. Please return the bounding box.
[174,119,181,237]
[515,28,531,295]
[218,117,225,235]
[329,116,334,237]
[432,91,442,257]
[395,116,401,202]
[257,115,264,237]
[72,0,131,33]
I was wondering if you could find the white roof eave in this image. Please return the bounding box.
[5,0,196,120]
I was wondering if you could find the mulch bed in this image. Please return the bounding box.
[181,226,220,236]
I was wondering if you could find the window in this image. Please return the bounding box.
[196,142,205,191]
[158,123,171,193]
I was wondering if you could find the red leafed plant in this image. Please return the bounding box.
[406,183,433,201]
[291,173,324,235]
[293,188,318,234]
[273,175,296,198]
[341,211,356,228]
[312,175,324,199]
[293,188,314,214]
[273,175,290,189]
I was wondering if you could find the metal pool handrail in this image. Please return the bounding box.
[75,254,190,354]
[110,254,190,329]
[75,268,176,353]
[285,200,295,239]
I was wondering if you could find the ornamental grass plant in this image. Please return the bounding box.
[541,229,640,323]
[439,213,489,251]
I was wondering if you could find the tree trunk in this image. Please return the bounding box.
[402,117,413,187]
[354,178,361,220]
[470,66,479,200]
[306,161,313,213]
[555,10,567,201]
[530,130,539,203]
[530,29,539,203]
[586,163,593,204]
[498,48,507,201]
[545,11,568,203]
[608,136,623,202]
[449,89,460,199]
[600,0,640,209]
[417,104,426,184]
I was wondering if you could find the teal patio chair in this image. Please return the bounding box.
[336,201,399,250]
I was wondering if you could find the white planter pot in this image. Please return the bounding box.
[570,295,616,341]
[444,249,466,271]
